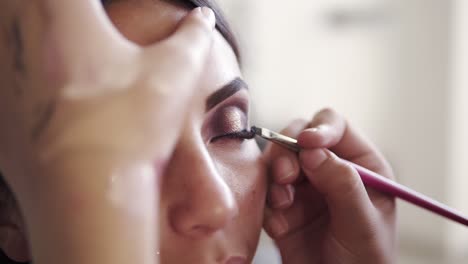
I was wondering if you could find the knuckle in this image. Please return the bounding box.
[188,14,213,37]
[360,223,380,245]
[129,77,172,110]
[308,107,343,129]
[334,160,356,176]
[317,107,338,117]
[374,195,396,215]
[324,158,362,192]
[166,42,199,69]
[265,212,289,239]
[138,80,172,105]
[63,61,114,90]
[281,118,308,137]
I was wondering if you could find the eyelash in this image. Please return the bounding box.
[210,129,255,143]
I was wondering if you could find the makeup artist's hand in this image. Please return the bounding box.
[0,2,215,264]
[263,108,396,264]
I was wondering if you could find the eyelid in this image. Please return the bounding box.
[206,89,249,114]
[202,91,250,143]
[211,106,247,134]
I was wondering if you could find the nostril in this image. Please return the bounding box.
[169,200,239,238]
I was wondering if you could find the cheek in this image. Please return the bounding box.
[214,140,267,221]
[215,141,266,194]
[224,141,267,254]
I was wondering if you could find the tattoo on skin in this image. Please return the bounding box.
[6,18,26,96]
[31,101,56,142]
[1,21,8,51]
[6,15,55,143]
[12,18,25,74]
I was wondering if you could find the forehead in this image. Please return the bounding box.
[106,0,241,93]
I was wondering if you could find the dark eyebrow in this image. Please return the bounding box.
[205,77,249,111]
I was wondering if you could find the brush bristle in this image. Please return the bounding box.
[242,129,256,139]
[250,126,260,135]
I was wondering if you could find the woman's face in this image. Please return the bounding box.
[105,1,267,263]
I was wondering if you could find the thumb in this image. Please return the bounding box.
[140,7,216,122]
[144,7,216,86]
[299,149,376,228]
[164,7,216,52]
[130,7,216,160]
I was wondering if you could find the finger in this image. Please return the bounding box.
[135,7,215,122]
[270,155,300,185]
[299,148,377,232]
[263,209,289,240]
[268,183,295,210]
[297,108,392,179]
[264,183,326,239]
[157,7,216,54]
[263,119,306,185]
[122,8,215,156]
[298,108,371,155]
[264,206,325,241]
[144,7,216,88]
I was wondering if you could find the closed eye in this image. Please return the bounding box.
[210,129,255,143]
[208,104,250,144]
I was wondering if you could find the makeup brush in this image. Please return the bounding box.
[251,126,468,227]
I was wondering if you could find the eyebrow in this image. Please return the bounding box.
[205,77,249,111]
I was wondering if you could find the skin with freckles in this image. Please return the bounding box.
[106,2,267,262]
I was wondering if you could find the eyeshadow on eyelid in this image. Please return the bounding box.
[224,108,244,132]
[212,106,247,136]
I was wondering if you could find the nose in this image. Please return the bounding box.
[167,140,239,238]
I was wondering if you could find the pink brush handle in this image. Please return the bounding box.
[256,127,468,226]
[345,161,468,226]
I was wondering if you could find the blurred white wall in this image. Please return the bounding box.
[446,0,468,262]
[218,0,468,263]
[388,1,452,262]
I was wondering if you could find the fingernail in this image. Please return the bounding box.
[300,149,329,172]
[200,7,215,24]
[309,127,320,133]
[277,156,296,182]
[307,124,328,134]
[270,185,293,209]
[268,215,288,238]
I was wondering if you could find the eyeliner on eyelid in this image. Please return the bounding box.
[209,107,252,143]
[210,129,256,143]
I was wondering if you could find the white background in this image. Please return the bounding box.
[217,0,468,263]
